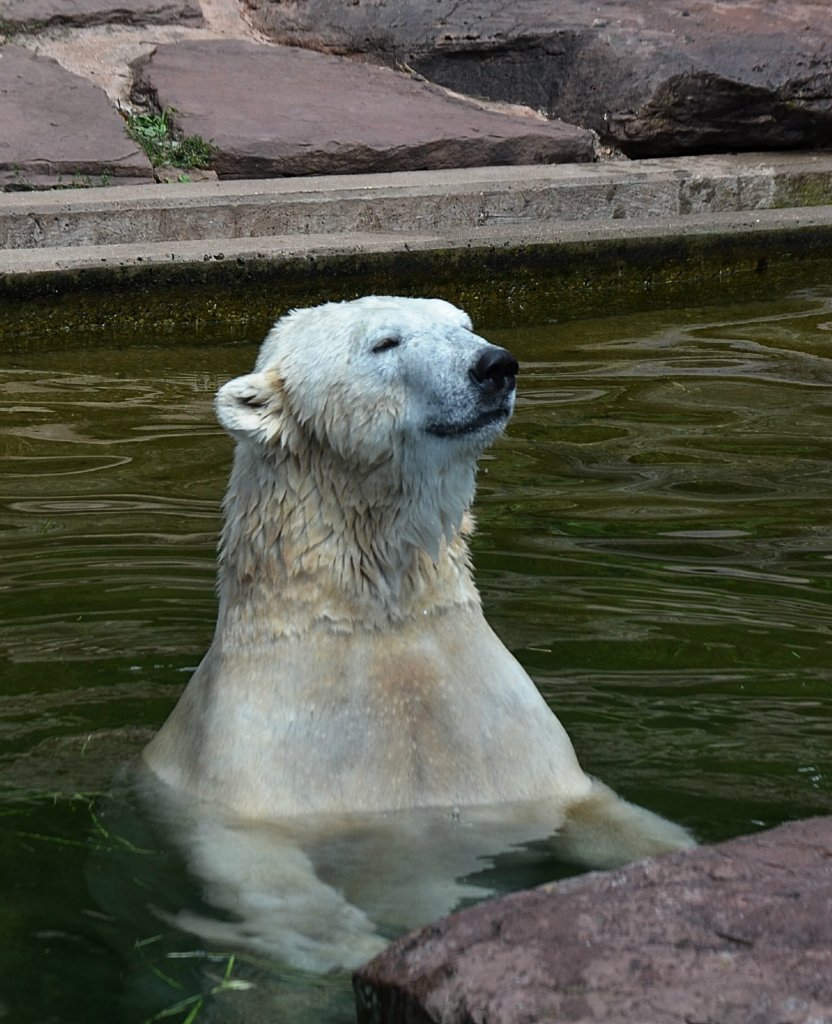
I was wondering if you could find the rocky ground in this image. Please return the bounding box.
[356,815,832,1024]
[1,0,830,189]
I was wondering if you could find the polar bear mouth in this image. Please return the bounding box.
[425,405,511,439]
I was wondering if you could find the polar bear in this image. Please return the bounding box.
[142,295,693,970]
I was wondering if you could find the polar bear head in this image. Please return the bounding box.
[217,296,517,461]
[214,296,518,608]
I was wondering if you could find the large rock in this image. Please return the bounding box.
[130,39,595,179]
[355,816,832,1024]
[0,0,202,31]
[244,0,832,158]
[0,45,153,189]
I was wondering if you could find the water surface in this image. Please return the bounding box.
[2,290,831,1023]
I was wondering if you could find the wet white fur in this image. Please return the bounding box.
[142,296,693,971]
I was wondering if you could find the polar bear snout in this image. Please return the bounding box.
[423,340,518,442]
[469,346,519,394]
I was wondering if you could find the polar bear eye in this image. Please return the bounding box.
[372,337,400,353]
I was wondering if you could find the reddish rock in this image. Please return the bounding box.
[354,816,832,1024]
[0,0,202,31]
[130,39,595,179]
[0,45,153,189]
[244,0,832,158]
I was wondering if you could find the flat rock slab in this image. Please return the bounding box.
[0,45,153,189]
[130,39,595,179]
[245,0,832,158]
[0,0,202,31]
[355,816,832,1024]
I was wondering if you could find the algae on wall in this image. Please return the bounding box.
[3,227,832,351]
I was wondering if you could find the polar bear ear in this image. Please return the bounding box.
[214,372,285,443]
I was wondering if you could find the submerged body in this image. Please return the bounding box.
[143,295,693,969]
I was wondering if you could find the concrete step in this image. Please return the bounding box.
[3,206,832,281]
[2,153,831,252]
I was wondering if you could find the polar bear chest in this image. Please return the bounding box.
[145,606,590,818]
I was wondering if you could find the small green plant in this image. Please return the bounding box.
[138,952,253,1024]
[5,167,114,192]
[55,171,113,190]
[125,109,215,170]
[0,18,46,37]
[8,166,34,191]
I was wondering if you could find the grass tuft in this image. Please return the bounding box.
[125,109,215,170]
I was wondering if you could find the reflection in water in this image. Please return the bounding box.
[2,293,832,1023]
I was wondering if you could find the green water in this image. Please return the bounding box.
[2,290,832,1023]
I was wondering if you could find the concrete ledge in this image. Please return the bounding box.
[2,154,832,346]
[3,153,832,251]
[3,205,832,348]
[4,206,832,279]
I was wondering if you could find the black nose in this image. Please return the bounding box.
[469,346,519,391]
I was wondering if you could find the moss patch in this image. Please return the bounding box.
[774,172,832,209]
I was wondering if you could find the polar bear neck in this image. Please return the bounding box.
[215,441,481,638]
